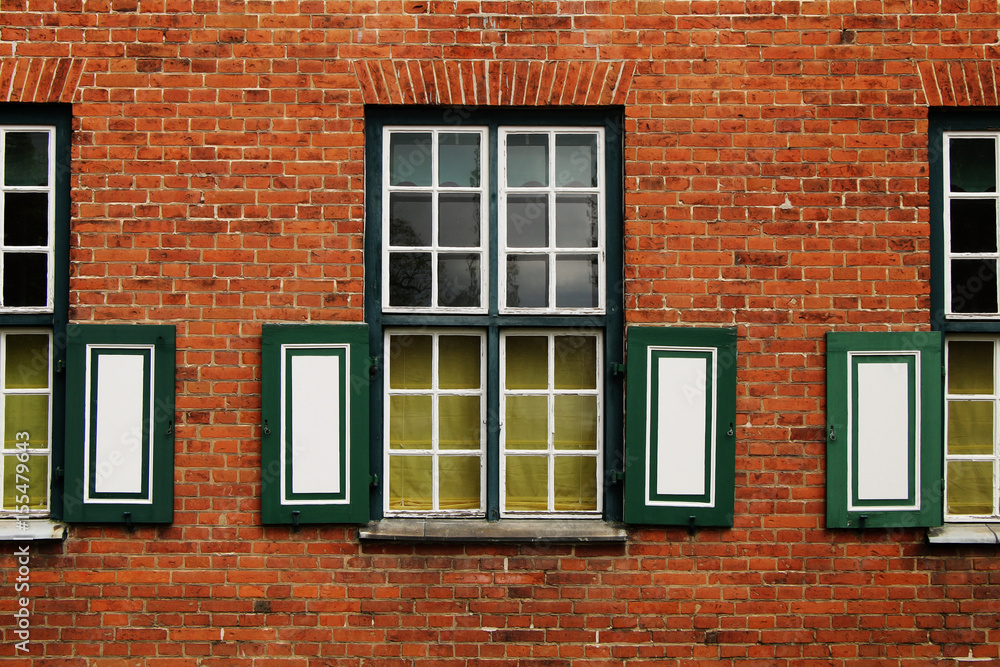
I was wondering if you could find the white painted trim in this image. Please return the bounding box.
[0,519,65,541]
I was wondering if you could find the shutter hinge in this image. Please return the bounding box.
[828,424,836,442]
[611,362,626,378]
[611,469,625,483]
[123,512,133,533]
[369,474,379,488]
[55,359,65,374]
[262,419,271,436]
[53,466,64,481]
[369,356,381,377]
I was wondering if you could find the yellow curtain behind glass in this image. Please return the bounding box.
[439,456,480,509]
[947,400,994,455]
[947,460,994,515]
[554,336,596,389]
[2,455,47,511]
[948,341,994,395]
[505,456,548,511]
[4,334,48,390]
[554,456,597,511]
[4,395,48,450]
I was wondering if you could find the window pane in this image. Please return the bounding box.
[948,340,994,394]
[389,133,432,186]
[388,335,432,389]
[388,455,432,510]
[506,195,548,248]
[437,254,480,308]
[554,335,597,389]
[3,253,47,307]
[388,193,432,247]
[505,455,547,511]
[506,134,548,187]
[950,137,997,193]
[4,193,48,246]
[556,255,599,309]
[553,456,597,511]
[947,460,994,515]
[439,396,480,450]
[950,199,997,253]
[438,194,480,247]
[4,132,48,187]
[947,400,994,455]
[388,395,432,449]
[4,395,48,450]
[506,255,548,308]
[556,194,598,248]
[505,336,548,389]
[555,134,598,187]
[950,259,998,313]
[438,133,480,187]
[2,454,47,511]
[4,333,48,389]
[439,456,481,509]
[505,395,547,450]
[554,395,597,450]
[438,335,481,389]
[388,252,432,307]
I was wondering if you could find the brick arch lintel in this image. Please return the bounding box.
[1,57,86,104]
[918,60,1000,107]
[353,59,636,107]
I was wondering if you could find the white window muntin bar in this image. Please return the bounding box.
[382,127,488,314]
[499,329,603,518]
[846,350,921,513]
[383,328,486,517]
[943,131,1000,319]
[499,127,606,315]
[0,126,57,314]
[944,335,1000,521]
[0,329,52,516]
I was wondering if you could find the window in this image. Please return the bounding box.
[0,109,67,526]
[930,109,1000,529]
[371,110,621,521]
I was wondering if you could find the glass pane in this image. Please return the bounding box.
[4,193,48,246]
[438,133,480,187]
[388,193,432,247]
[439,396,480,450]
[506,255,548,308]
[505,455,548,511]
[555,134,598,187]
[3,395,48,450]
[948,340,994,394]
[556,194,598,248]
[947,400,994,455]
[4,132,48,187]
[388,395,432,449]
[505,395,548,450]
[554,456,597,511]
[4,333,49,389]
[2,454,47,511]
[950,138,996,193]
[950,199,997,253]
[388,455,432,510]
[554,396,597,450]
[437,254,481,308]
[505,336,548,389]
[506,195,549,248]
[388,335,432,389]
[438,194,480,247]
[438,335,481,389]
[554,335,597,389]
[388,252,432,307]
[947,460,994,515]
[951,259,998,314]
[3,253,47,308]
[439,456,481,509]
[389,133,432,186]
[556,255,599,309]
[506,134,548,187]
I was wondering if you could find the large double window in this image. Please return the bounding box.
[372,110,621,521]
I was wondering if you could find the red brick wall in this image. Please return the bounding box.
[3,1,1000,664]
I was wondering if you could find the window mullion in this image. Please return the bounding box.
[486,323,500,521]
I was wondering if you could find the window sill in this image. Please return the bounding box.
[928,523,1000,544]
[0,519,66,541]
[359,518,628,543]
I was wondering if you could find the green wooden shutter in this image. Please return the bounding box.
[261,324,370,525]
[63,325,176,524]
[623,326,737,527]
[826,332,943,529]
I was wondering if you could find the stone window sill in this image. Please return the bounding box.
[359,518,628,543]
[0,519,66,541]
[928,523,1000,544]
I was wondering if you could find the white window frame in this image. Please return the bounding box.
[499,127,606,315]
[499,329,604,518]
